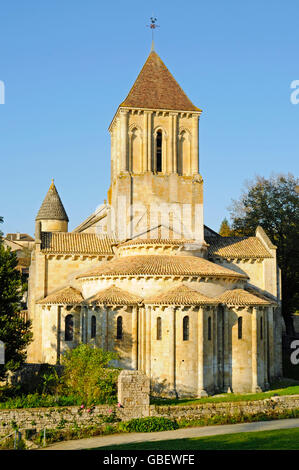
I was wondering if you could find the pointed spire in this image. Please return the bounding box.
[36,180,69,222]
[120,50,201,112]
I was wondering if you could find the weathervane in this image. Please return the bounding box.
[147,17,159,51]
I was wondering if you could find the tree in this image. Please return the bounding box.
[229,173,299,333]
[219,218,235,236]
[60,344,119,404]
[0,230,32,380]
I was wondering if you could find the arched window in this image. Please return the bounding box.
[116,316,123,340]
[179,130,191,175]
[157,317,162,340]
[65,314,74,342]
[208,317,212,341]
[91,315,96,339]
[183,316,189,341]
[156,130,162,172]
[260,317,263,340]
[238,317,243,340]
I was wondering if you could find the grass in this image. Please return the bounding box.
[151,379,299,406]
[91,427,299,450]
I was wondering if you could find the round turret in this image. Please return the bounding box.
[36,179,69,232]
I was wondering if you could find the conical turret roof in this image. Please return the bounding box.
[36,180,69,222]
[120,50,201,112]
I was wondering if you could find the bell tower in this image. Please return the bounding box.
[107,50,204,245]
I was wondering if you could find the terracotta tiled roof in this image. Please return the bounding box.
[77,255,247,279]
[86,285,142,305]
[6,233,34,242]
[36,180,69,222]
[119,238,195,247]
[245,286,277,305]
[41,232,116,255]
[217,288,272,306]
[37,286,83,305]
[144,285,217,305]
[206,236,272,259]
[120,51,201,112]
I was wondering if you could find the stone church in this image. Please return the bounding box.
[27,48,283,397]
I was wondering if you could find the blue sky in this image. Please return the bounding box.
[0,0,298,236]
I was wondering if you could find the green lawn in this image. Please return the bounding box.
[151,379,299,406]
[92,427,299,450]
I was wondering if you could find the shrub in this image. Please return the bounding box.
[118,417,179,433]
[60,344,120,405]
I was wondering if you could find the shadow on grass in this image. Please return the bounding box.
[150,378,299,406]
[91,427,299,451]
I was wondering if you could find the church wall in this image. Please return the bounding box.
[230,307,253,393]
[203,307,215,393]
[263,257,278,298]
[174,307,199,397]
[80,277,240,303]
[106,307,133,370]
[110,172,203,241]
[43,256,108,299]
[150,307,175,395]
[214,259,266,293]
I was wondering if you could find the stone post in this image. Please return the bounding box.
[118,370,150,418]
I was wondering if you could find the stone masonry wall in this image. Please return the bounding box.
[0,371,299,438]
[150,395,299,420]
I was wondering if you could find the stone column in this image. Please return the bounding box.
[168,113,177,173]
[104,308,109,351]
[147,111,152,171]
[217,307,224,391]
[132,306,138,370]
[252,307,261,392]
[223,307,230,392]
[145,307,151,378]
[80,305,85,343]
[191,114,199,174]
[143,112,150,172]
[120,109,128,172]
[268,306,275,382]
[138,307,142,370]
[142,308,147,373]
[100,308,106,350]
[213,307,218,392]
[173,113,178,173]
[197,307,208,397]
[263,309,269,388]
[56,306,61,364]
[169,307,176,396]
